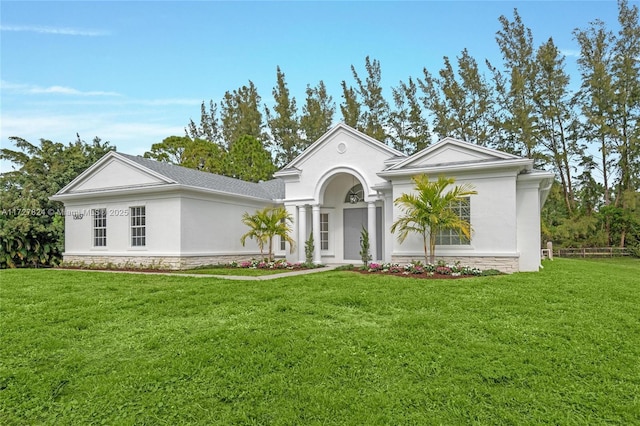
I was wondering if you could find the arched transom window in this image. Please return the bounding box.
[345,183,364,204]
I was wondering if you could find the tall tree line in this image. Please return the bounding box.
[148,0,639,251]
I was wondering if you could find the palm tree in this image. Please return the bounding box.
[391,175,477,264]
[240,206,296,261]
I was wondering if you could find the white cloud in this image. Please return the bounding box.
[1,112,186,156]
[561,49,581,58]
[1,80,122,97]
[0,24,109,37]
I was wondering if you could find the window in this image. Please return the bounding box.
[320,213,329,250]
[130,206,146,247]
[93,208,107,247]
[344,184,364,204]
[280,218,287,251]
[435,197,471,245]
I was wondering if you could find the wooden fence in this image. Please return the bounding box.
[554,247,629,258]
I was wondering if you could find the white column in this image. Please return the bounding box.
[367,201,377,262]
[298,205,307,262]
[384,192,394,263]
[312,204,321,264]
[285,203,298,262]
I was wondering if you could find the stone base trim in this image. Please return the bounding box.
[391,255,520,273]
[62,254,270,270]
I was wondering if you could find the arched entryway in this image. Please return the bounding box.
[317,172,383,263]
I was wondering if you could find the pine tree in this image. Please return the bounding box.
[185,100,220,144]
[419,50,493,146]
[491,9,540,159]
[220,81,264,150]
[300,80,335,144]
[340,80,361,128]
[534,38,577,215]
[574,19,616,206]
[419,67,454,140]
[456,49,494,145]
[610,0,640,247]
[265,66,301,168]
[350,56,390,142]
[389,77,431,154]
[611,0,640,203]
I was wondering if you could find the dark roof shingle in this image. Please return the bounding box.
[119,153,284,201]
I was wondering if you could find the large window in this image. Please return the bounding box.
[435,198,471,245]
[130,206,146,247]
[320,213,329,250]
[93,208,107,247]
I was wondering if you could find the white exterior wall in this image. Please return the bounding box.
[390,170,521,264]
[62,190,275,267]
[516,175,544,272]
[63,194,181,257]
[180,193,272,256]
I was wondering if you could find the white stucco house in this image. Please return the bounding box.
[51,123,554,272]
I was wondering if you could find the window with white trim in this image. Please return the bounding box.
[435,197,471,245]
[93,208,107,247]
[320,213,329,250]
[280,218,287,251]
[130,206,146,247]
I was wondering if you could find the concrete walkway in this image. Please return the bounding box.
[56,264,341,281]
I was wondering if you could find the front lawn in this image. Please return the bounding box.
[1,258,638,424]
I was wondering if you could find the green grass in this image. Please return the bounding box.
[1,258,639,425]
[175,267,292,276]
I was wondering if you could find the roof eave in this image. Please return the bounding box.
[378,158,533,178]
[50,183,278,203]
[387,138,522,171]
[273,167,301,179]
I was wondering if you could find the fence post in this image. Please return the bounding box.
[547,241,553,260]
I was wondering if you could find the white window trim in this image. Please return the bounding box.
[320,210,334,255]
[130,205,147,248]
[278,218,288,254]
[91,207,107,249]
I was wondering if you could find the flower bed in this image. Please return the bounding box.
[231,259,314,270]
[357,261,492,279]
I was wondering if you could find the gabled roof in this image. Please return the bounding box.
[53,151,284,201]
[379,137,532,177]
[274,123,406,177]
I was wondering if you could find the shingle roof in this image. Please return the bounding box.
[118,153,284,201]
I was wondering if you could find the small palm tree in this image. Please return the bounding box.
[391,175,477,264]
[240,206,295,261]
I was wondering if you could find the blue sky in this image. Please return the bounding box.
[0,1,627,168]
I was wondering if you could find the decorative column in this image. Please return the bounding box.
[285,203,298,262]
[312,204,321,264]
[367,201,377,262]
[298,205,307,262]
[384,192,394,262]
